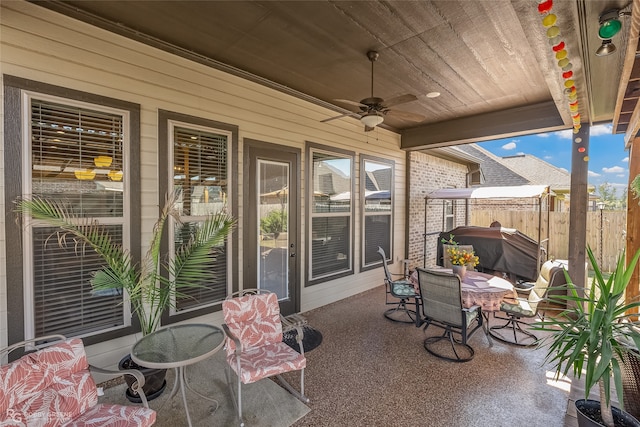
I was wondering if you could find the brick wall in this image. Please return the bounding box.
[407,151,468,270]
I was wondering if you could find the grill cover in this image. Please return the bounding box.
[438,226,540,281]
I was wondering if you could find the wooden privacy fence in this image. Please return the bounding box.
[471,210,627,272]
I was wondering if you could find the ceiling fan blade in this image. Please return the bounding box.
[321,112,361,123]
[382,94,418,108]
[334,98,367,108]
[386,109,425,123]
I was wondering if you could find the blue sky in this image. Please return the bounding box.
[476,123,631,197]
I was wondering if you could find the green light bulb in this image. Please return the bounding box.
[599,19,622,39]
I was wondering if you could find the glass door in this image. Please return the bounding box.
[244,141,299,316]
[258,160,290,300]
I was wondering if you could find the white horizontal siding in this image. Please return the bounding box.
[1,1,407,365]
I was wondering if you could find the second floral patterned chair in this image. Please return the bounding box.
[222,289,309,427]
[0,335,156,426]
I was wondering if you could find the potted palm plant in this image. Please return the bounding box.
[536,246,640,427]
[16,191,235,400]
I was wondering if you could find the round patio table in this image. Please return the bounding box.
[131,323,225,427]
[460,271,517,312]
[410,268,517,312]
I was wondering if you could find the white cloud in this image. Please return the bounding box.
[536,133,551,138]
[622,156,629,163]
[544,155,553,160]
[588,170,601,177]
[590,124,613,136]
[516,151,525,155]
[617,174,626,178]
[602,166,625,174]
[502,141,517,150]
[553,124,612,140]
[556,129,573,140]
[559,167,568,173]
[610,182,628,190]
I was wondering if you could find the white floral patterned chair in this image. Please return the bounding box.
[222,289,308,427]
[0,335,156,427]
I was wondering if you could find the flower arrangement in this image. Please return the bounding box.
[441,234,479,267]
[447,246,479,267]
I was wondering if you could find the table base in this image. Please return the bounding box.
[169,365,219,427]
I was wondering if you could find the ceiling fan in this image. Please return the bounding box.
[322,50,426,131]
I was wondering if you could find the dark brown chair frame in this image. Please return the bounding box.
[377,246,421,326]
[417,268,485,362]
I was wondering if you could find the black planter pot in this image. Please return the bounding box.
[576,399,640,427]
[118,354,167,403]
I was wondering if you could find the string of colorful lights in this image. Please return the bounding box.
[538,0,587,161]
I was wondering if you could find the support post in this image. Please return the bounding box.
[626,138,640,312]
[568,126,589,297]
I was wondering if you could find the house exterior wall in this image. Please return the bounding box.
[0,2,407,368]
[407,151,468,270]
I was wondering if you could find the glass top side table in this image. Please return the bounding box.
[131,323,225,426]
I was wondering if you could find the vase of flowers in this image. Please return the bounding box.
[451,264,467,280]
[445,239,479,280]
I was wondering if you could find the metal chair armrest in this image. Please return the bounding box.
[280,315,306,355]
[464,304,482,314]
[293,324,306,355]
[221,323,243,356]
[1,334,67,359]
[89,365,150,408]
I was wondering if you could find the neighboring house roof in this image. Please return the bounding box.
[455,144,596,195]
[499,154,571,191]
[455,144,530,187]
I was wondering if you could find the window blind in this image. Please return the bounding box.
[309,150,353,282]
[173,126,229,310]
[29,99,126,337]
[31,99,124,216]
[362,159,393,267]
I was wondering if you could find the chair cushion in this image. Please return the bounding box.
[63,403,157,427]
[223,293,283,355]
[465,310,479,327]
[391,281,417,297]
[1,339,97,426]
[500,299,535,317]
[227,341,306,384]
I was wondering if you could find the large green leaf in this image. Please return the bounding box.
[16,192,235,336]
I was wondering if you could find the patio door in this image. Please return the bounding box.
[244,140,300,316]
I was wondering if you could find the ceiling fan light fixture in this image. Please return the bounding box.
[596,39,616,56]
[360,112,384,128]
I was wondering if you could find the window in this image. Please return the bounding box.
[444,200,455,231]
[307,143,354,285]
[361,156,394,269]
[158,110,238,324]
[20,91,136,340]
[168,122,231,312]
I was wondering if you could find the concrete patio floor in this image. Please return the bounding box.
[98,285,616,426]
[289,285,571,427]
